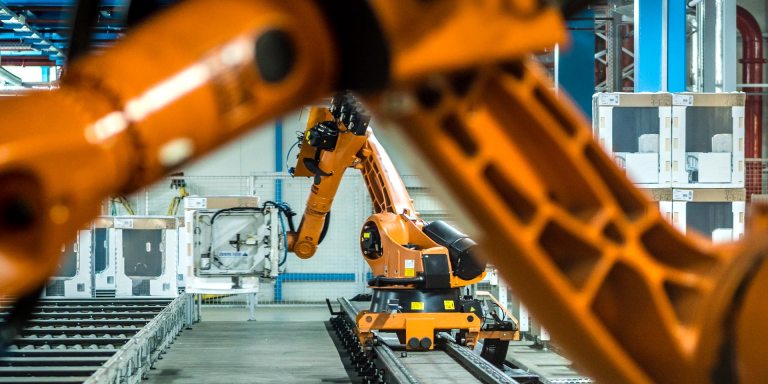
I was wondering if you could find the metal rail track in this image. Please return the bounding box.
[331,297,520,384]
[0,295,195,384]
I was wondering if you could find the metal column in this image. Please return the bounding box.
[605,2,625,92]
[695,0,738,92]
[635,0,687,92]
[667,0,686,92]
[559,10,596,117]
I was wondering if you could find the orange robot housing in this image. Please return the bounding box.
[289,93,511,351]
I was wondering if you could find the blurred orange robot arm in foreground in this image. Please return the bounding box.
[0,1,765,383]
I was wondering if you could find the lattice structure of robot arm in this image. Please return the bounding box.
[360,58,768,383]
[0,0,765,383]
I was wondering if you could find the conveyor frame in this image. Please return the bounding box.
[333,297,520,384]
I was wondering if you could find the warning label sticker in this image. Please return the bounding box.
[404,259,415,277]
[443,300,455,310]
[411,301,424,311]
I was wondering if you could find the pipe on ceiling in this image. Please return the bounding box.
[736,6,765,199]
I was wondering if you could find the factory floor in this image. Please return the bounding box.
[144,306,352,384]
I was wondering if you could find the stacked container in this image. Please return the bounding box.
[92,216,116,297]
[113,216,180,297]
[43,226,93,298]
[594,92,746,243]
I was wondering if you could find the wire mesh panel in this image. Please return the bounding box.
[746,158,768,200]
[401,175,452,223]
[115,176,253,217]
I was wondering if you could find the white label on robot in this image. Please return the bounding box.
[673,94,694,106]
[219,251,248,258]
[599,94,620,106]
[673,189,694,201]
[404,259,415,277]
[186,197,207,209]
[114,218,134,229]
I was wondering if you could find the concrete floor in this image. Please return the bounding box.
[198,305,331,322]
[144,306,352,384]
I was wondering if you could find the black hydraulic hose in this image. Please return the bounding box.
[318,211,331,244]
[206,207,263,256]
[0,285,44,356]
[368,275,425,287]
[263,201,297,233]
[285,213,296,233]
[209,207,261,224]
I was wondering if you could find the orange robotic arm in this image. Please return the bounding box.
[0,0,339,298]
[0,1,764,383]
[290,95,486,289]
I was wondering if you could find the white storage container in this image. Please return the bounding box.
[44,228,93,298]
[182,196,277,295]
[92,217,116,296]
[671,93,745,188]
[114,216,179,297]
[668,201,745,242]
[593,93,673,188]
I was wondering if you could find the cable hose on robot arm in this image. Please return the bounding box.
[318,210,331,245]
[278,213,288,267]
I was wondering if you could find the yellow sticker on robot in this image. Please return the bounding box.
[404,259,415,278]
[443,300,455,310]
[411,302,424,311]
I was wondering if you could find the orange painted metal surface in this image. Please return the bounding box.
[356,311,482,351]
[291,105,484,287]
[0,1,764,383]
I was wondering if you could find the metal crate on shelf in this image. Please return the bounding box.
[44,228,93,298]
[671,93,745,188]
[114,216,180,298]
[593,92,673,188]
[658,189,746,243]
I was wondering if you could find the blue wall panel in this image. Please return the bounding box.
[560,10,596,118]
[635,0,665,91]
[667,0,687,92]
[635,0,687,92]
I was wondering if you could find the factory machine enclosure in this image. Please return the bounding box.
[593,93,673,187]
[671,93,745,188]
[44,228,93,298]
[181,196,279,294]
[92,217,116,296]
[114,216,179,297]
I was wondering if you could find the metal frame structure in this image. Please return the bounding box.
[594,1,635,93]
[693,0,738,93]
[332,297,519,384]
[85,295,196,384]
[0,296,195,383]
